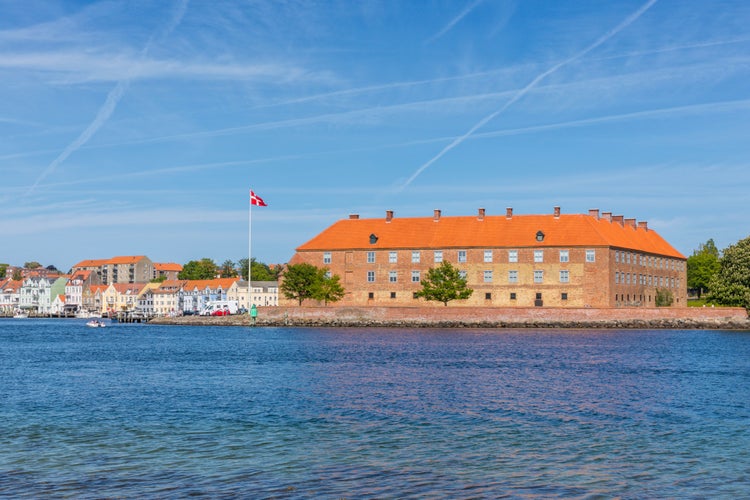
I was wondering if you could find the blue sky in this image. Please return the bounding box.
[1,0,749,271]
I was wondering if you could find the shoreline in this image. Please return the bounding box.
[150,305,750,330]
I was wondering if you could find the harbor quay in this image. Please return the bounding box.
[150,305,750,330]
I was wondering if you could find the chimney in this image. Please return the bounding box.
[624,218,636,229]
[349,214,359,220]
[602,211,612,221]
[506,207,513,219]
[433,209,441,222]
[612,215,624,226]
[638,221,649,231]
[588,209,600,219]
[478,208,485,221]
[553,206,561,218]
[385,210,393,222]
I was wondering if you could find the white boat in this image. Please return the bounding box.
[86,319,106,328]
[13,310,28,319]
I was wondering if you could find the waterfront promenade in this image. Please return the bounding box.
[151,306,750,330]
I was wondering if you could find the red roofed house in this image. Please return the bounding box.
[72,256,154,285]
[153,262,183,281]
[286,207,687,308]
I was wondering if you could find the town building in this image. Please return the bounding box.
[0,279,22,315]
[286,207,687,308]
[71,256,154,285]
[232,280,279,310]
[153,262,183,281]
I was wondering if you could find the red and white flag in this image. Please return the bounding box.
[250,190,267,207]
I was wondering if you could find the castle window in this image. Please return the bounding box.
[390,292,396,299]
[484,250,493,263]
[458,250,467,263]
[485,293,492,300]
[536,230,545,242]
[534,250,543,263]
[508,250,518,263]
[411,271,420,282]
[510,292,517,300]
[368,292,374,300]
[483,270,493,283]
[389,251,398,263]
[561,293,568,301]
[323,252,332,264]
[369,234,378,244]
[559,250,569,263]
[586,249,596,263]
[534,270,544,283]
[412,251,420,263]
[367,271,375,282]
[367,251,375,263]
[434,250,443,263]
[508,270,518,283]
[559,270,569,283]
[389,271,397,283]
[458,270,467,280]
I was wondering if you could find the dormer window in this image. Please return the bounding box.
[536,230,545,242]
[369,233,378,244]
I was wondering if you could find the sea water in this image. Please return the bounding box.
[1,319,748,498]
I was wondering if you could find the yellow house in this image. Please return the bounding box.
[102,283,149,315]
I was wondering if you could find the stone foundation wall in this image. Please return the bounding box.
[153,306,750,330]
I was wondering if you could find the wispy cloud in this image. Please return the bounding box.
[23,0,189,197]
[397,0,659,191]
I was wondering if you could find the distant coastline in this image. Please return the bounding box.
[150,306,750,330]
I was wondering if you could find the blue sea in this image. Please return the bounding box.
[1,319,749,498]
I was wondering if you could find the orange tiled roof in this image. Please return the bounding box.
[154,262,183,272]
[108,255,147,265]
[72,259,108,268]
[297,212,685,259]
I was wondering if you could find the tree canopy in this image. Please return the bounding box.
[312,273,346,306]
[687,239,720,298]
[415,261,473,306]
[178,258,218,280]
[280,263,325,305]
[239,258,281,281]
[707,235,750,310]
[280,263,345,306]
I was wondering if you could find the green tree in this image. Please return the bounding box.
[150,276,167,283]
[415,261,474,306]
[219,259,238,278]
[312,273,346,305]
[24,261,42,269]
[655,288,674,307]
[239,258,280,281]
[280,263,326,305]
[707,236,750,310]
[687,239,720,298]
[178,258,218,280]
[12,269,23,281]
[0,264,7,279]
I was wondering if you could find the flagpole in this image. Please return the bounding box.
[253,189,256,310]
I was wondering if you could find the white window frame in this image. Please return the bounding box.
[323,252,331,264]
[508,250,518,263]
[389,251,397,263]
[367,271,375,282]
[483,270,493,283]
[534,250,543,263]
[559,250,569,263]
[484,250,493,263]
[586,249,596,263]
[411,271,420,282]
[367,251,375,263]
[559,270,569,283]
[534,270,544,283]
[412,251,420,263]
[458,250,467,263]
[434,250,443,263]
[508,270,518,283]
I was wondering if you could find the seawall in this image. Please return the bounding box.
[150,306,750,329]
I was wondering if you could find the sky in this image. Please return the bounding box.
[1,0,749,271]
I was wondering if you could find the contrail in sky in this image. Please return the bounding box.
[398,0,658,191]
[427,0,485,43]
[24,0,188,197]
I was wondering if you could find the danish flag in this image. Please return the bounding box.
[250,190,267,207]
